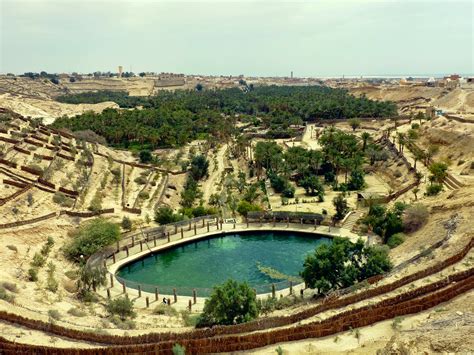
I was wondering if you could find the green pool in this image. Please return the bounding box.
[116,230,331,296]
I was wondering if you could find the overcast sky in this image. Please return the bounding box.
[0,0,472,77]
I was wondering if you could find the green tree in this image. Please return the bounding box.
[197,279,259,327]
[301,238,391,294]
[106,296,136,320]
[190,155,209,181]
[77,265,106,294]
[349,118,361,131]
[139,150,152,164]
[65,219,120,262]
[428,162,448,184]
[121,216,132,231]
[154,207,183,225]
[300,175,324,198]
[333,194,349,220]
[236,200,262,216]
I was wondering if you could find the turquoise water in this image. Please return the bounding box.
[116,231,331,295]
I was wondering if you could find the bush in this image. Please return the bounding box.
[153,304,179,317]
[403,204,429,233]
[426,183,443,196]
[134,176,147,185]
[1,282,18,293]
[139,150,152,164]
[387,233,405,248]
[190,155,209,181]
[154,207,184,225]
[48,309,61,320]
[64,218,120,262]
[88,196,102,212]
[236,200,262,217]
[52,192,74,207]
[172,344,186,355]
[197,279,258,327]
[28,268,38,281]
[106,297,136,320]
[110,315,136,329]
[301,238,392,295]
[138,191,150,200]
[67,307,87,317]
[31,253,46,268]
[0,287,15,303]
[121,216,132,231]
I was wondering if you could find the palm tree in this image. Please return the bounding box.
[412,187,420,201]
[361,132,371,151]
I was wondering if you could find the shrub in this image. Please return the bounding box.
[426,183,443,196]
[154,207,184,225]
[52,192,74,207]
[6,245,17,252]
[67,307,87,317]
[121,216,132,231]
[190,155,209,181]
[403,204,429,233]
[138,191,150,200]
[139,150,152,163]
[106,297,136,320]
[153,304,179,317]
[172,344,186,355]
[301,238,392,295]
[31,252,46,268]
[197,279,258,327]
[387,233,405,248]
[48,309,61,320]
[46,278,59,293]
[88,196,102,212]
[1,282,18,293]
[0,287,15,303]
[236,200,262,216]
[180,310,200,327]
[28,268,38,281]
[110,315,136,329]
[134,176,147,185]
[64,218,120,261]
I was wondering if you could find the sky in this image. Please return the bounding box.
[0,0,472,77]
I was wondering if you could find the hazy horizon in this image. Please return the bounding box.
[1,0,472,77]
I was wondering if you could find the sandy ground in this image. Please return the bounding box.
[0,93,118,124]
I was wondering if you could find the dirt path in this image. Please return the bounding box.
[201,144,227,204]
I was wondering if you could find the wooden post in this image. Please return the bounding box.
[153,234,157,247]
[112,253,116,263]
[146,297,150,308]
[138,285,142,298]
[131,235,135,247]
[116,240,120,252]
[175,225,178,234]
[300,218,303,224]
[155,287,159,301]
[180,228,184,239]
[167,298,171,306]
[167,231,170,242]
[125,246,129,257]
[259,216,263,226]
[207,222,210,232]
[314,218,317,228]
[110,274,114,287]
[271,284,276,299]
[246,217,249,228]
[220,220,223,230]
[188,220,192,231]
[188,299,192,311]
[122,282,126,294]
[216,219,219,229]
[194,224,197,235]
[287,217,289,227]
[193,289,197,304]
[139,240,143,251]
[233,222,236,229]
[107,288,111,299]
[273,216,276,227]
[300,288,304,299]
[202,219,205,228]
[289,281,293,295]
[173,288,177,303]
